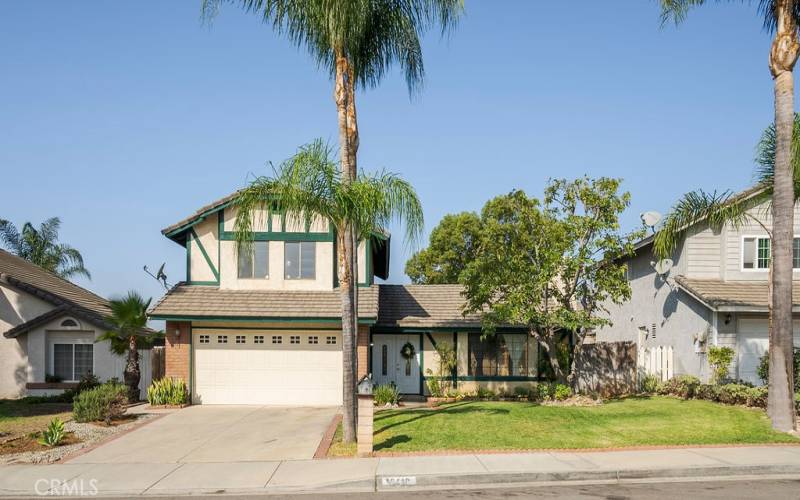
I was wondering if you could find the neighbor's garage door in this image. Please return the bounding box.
[192,330,342,405]
[737,319,800,386]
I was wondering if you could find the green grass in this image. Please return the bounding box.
[327,421,357,457]
[371,397,798,453]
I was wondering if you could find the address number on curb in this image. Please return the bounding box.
[381,476,417,487]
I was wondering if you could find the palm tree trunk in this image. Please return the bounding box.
[768,1,799,432]
[125,335,140,403]
[335,51,361,442]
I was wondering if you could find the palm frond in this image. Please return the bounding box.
[0,219,21,254]
[659,0,707,26]
[101,291,151,356]
[754,112,800,198]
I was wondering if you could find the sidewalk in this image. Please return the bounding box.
[2,445,800,497]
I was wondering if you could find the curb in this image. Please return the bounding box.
[374,463,800,491]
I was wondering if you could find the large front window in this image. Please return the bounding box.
[468,333,528,377]
[284,241,315,279]
[53,343,93,381]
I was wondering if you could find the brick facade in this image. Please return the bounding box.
[164,321,191,383]
[357,324,370,379]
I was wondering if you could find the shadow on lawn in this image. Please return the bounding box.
[373,401,510,436]
[0,401,72,418]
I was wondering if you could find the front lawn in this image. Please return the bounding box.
[366,397,798,453]
[0,400,73,455]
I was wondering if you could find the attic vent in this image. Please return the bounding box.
[651,323,657,339]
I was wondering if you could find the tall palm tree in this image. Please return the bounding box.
[234,139,424,442]
[0,217,91,280]
[97,292,153,402]
[202,0,460,436]
[654,114,800,431]
[660,0,800,431]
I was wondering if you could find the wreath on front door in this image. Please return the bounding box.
[400,342,416,360]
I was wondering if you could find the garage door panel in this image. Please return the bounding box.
[192,330,342,405]
[737,318,800,385]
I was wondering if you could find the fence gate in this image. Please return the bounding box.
[638,345,673,382]
[150,346,165,381]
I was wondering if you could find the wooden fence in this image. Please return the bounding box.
[572,341,637,397]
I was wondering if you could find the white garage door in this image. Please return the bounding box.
[192,330,342,405]
[737,319,800,386]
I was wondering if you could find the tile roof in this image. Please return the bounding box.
[376,284,482,328]
[675,275,800,310]
[0,249,115,337]
[149,283,380,320]
[161,191,241,238]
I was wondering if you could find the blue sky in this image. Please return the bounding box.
[0,1,787,307]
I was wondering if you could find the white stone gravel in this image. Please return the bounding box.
[0,413,157,465]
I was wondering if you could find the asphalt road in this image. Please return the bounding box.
[88,477,800,500]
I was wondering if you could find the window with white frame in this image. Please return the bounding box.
[326,336,337,345]
[742,236,800,270]
[238,242,269,279]
[52,343,93,381]
[235,335,246,344]
[284,241,316,279]
[199,335,210,344]
[217,335,228,344]
[272,335,283,344]
[308,336,318,344]
[254,335,264,344]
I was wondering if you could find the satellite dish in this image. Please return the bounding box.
[641,211,662,229]
[653,259,673,275]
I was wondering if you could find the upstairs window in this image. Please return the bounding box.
[238,242,269,279]
[742,237,800,270]
[285,242,316,280]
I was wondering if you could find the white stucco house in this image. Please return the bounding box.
[596,186,800,385]
[0,249,156,399]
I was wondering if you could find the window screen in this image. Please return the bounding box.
[74,344,93,379]
[285,242,316,279]
[53,344,73,381]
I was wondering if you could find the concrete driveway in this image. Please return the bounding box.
[69,405,338,464]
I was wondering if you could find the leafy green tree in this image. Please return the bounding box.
[203,1,462,439]
[0,217,90,280]
[462,178,641,384]
[97,291,153,402]
[660,0,800,432]
[405,212,481,284]
[653,114,800,429]
[234,139,423,441]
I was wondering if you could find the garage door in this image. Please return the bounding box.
[192,330,342,405]
[737,319,800,386]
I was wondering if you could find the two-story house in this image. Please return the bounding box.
[596,186,800,385]
[150,192,543,405]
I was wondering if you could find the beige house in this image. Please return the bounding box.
[597,187,800,385]
[150,192,543,405]
[0,249,156,399]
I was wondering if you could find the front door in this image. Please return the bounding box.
[371,334,421,394]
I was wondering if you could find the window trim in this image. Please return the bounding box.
[741,234,800,272]
[49,340,94,383]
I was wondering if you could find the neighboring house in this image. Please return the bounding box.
[0,249,156,399]
[596,186,800,385]
[150,192,542,405]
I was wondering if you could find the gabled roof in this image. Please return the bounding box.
[161,191,242,243]
[0,249,114,338]
[675,275,800,312]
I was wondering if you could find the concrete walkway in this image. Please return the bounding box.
[3,445,800,496]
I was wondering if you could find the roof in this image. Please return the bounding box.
[149,283,381,321]
[631,184,769,254]
[376,284,483,328]
[0,249,113,338]
[675,275,800,311]
[161,191,241,241]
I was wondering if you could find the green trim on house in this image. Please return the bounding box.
[186,231,192,283]
[192,325,342,331]
[150,314,377,324]
[424,332,438,349]
[217,210,223,282]
[220,231,334,242]
[165,201,234,240]
[189,228,220,282]
[453,331,458,388]
[419,333,424,395]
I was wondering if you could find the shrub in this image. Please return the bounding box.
[640,374,660,394]
[718,383,750,406]
[374,384,400,406]
[657,375,700,399]
[425,370,443,398]
[147,377,188,406]
[554,384,572,401]
[476,386,496,399]
[757,348,800,387]
[694,384,720,402]
[795,393,800,413]
[707,346,735,384]
[745,386,769,408]
[513,386,530,399]
[73,381,128,424]
[38,418,66,447]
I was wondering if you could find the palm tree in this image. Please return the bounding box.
[97,292,152,402]
[234,139,424,442]
[0,217,91,280]
[653,114,800,431]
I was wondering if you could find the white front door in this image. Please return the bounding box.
[371,334,421,394]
